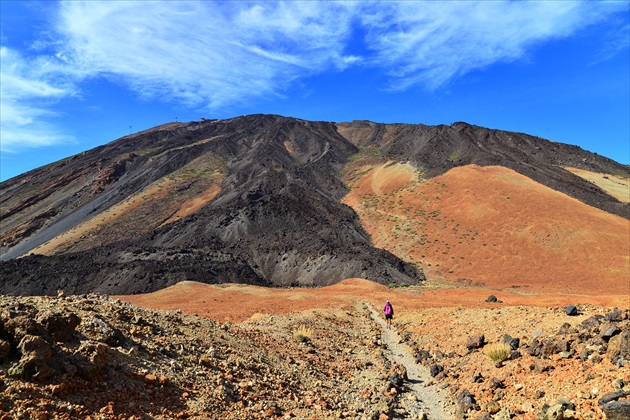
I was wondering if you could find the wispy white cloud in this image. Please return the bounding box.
[54,1,359,108]
[360,1,629,90]
[0,47,76,153]
[1,0,627,155]
[50,0,629,99]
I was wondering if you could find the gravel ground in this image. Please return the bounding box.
[1,288,628,419]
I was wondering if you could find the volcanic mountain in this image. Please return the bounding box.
[1,115,628,296]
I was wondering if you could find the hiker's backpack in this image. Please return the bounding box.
[385,304,392,315]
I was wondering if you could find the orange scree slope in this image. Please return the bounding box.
[343,164,629,295]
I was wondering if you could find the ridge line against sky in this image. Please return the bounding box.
[1,0,629,181]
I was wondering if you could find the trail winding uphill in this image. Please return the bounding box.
[367,303,458,419]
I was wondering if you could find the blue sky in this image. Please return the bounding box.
[1,1,629,181]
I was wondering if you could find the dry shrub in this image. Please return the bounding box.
[293,325,313,343]
[247,313,272,325]
[483,342,512,363]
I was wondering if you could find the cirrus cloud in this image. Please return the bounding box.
[1,0,627,157]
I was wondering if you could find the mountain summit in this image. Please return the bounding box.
[1,115,628,295]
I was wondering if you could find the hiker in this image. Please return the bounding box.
[384,300,394,329]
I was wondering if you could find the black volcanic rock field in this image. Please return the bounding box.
[1,114,628,295]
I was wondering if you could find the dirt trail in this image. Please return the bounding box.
[367,303,458,419]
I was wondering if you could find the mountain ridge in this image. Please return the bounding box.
[1,114,628,295]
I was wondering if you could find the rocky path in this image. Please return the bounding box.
[367,303,458,419]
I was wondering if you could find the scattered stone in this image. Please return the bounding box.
[613,379,625,390]
[9,335,55,381]
[605,308,624,322]
[483,401,501,414]
[4,315,39,341]
[429,363,443,377]
[538,403,564,420]
[557,323,572,335]
[556,396,574,410]
[466,334,486,350]
[388,372,404,389]
[36,311,81,342]
[502,334,520,350]
[486,295,497,303]
[487,377,504,390]
[580,315,603,330]
[598,390,630,406]
[607,330,630,363]
[521,402,534,413]
[456,389,479,413]
[565,305,578,316]
[0,338,11,361]
[602,400,630,420]
[74,341,110,380]
[85,315,125,347]
[532,329,545,339]
[415,349,431,364]
[599,323,621,341]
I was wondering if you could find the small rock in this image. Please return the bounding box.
[557,323,573,335]
[86,316,125,347]
[538,404,564,420]
[0,339,11,361]
[607,330,630,364]
[602,400,630,420]
[502,334,520,350]
[199,354,213,367]
[599,323,621,341]
[456,389,479,413]
[612,378,625,390]
[605,308,624,322]
[486,295,497,303]
[487,377,504,390]
[415,349,431,364]
[493,408,510,420]
[429,363,443,377]
[565,305,578,316]
[466,334,486,350]
[483,401,501,414]
[388,372,404,388]
[598,390,630,406]
[580,315,603,329]
[557,396,574,410]
[532,329,545,339]
[36,311,81,342]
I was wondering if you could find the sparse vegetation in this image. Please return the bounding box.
[483,342,512,363]
[449,150,461,162]
[293,325,313,343]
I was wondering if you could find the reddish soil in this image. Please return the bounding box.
[342,164,630,296]
[118,278,629,324]
[117,278,630,419]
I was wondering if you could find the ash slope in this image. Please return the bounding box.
[337,120,629,219]
[0,115,420,295]
[1,115,628,295]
